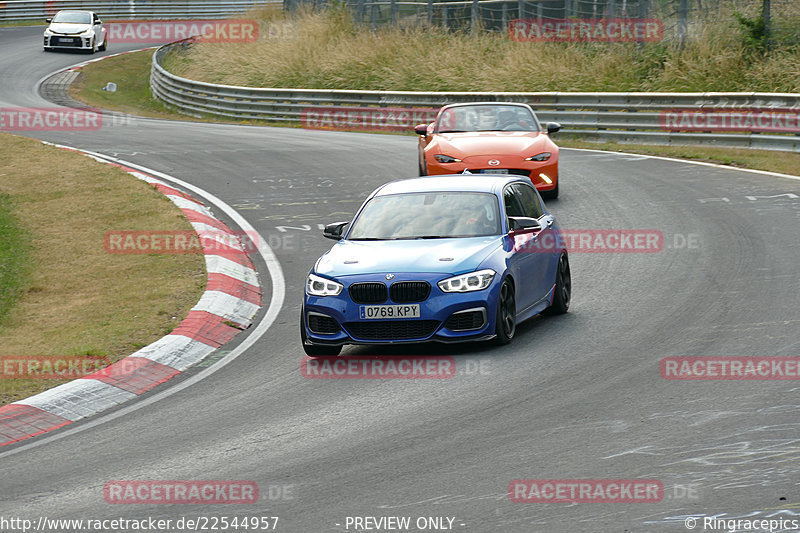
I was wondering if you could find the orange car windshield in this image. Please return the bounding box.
[437,105,540,133]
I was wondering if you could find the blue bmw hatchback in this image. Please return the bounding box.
[301,175,570,356]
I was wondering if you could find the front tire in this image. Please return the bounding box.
[540,181,559,200]
[543,252,571,315]
[300,311,342,357]
[494,278,516,345]
[98,36,106,51]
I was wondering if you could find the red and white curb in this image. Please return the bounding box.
[0,145,262,447]
[66,47,160,72]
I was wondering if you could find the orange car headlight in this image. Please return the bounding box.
[525,152,551,162]
[434,155,462,163]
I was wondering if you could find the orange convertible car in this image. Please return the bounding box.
[415,102,561,199]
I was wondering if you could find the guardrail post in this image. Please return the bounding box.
[678,0,688,47]
[370,1,377,29]
[638,0,650,18]
[517,0,524,20]
[427,0,432,25]
[390,0,397,25]
[471,0,479,32]
[356,0,365,23]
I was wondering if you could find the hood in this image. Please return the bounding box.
[433,131,547,158]
[48,23,91,35]
[315,237,501,277]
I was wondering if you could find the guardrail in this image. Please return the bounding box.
[151,40,800,152]
[0,0,280,22]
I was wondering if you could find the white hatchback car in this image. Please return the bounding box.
[44,10,107,53]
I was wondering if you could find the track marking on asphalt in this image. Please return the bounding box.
[0,149,286,459]
[563,147,800,182]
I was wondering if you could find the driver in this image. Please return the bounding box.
[496,109,518,129]
[462,205,496,235]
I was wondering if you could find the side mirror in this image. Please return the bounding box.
[414,124,428,136]
[95,19,102,24]
[546,122,561,135]
[45,18,52,23]
[508,216,542,233]
[323,221,349,240]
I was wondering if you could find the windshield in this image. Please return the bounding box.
[437,104,540,133]
[347,192,501,240]
[51,12,92,24]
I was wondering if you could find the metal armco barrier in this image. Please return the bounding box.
[0,0,280,22]
[150,41,800,152]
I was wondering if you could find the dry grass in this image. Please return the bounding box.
[0,134,206,405]
[162,7,800,93]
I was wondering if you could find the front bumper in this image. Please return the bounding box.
[425,156,558,192]
[303,272,501,346]
[44,34,93,49]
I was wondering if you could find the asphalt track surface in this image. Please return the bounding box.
[1,26,800,533]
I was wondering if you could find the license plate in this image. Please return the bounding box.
[58,37,74,42]
[481,169,509,174]
[359,304,420,319]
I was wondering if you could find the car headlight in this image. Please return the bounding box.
[434,154,462,163]
[525,152,551,162]
[438,269,496,293]
[306,273,343,296]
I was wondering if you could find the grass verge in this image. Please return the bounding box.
[69,48,179,120]
[0,133,206,406]
[0,20,45,28]
[0,195,31,326]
